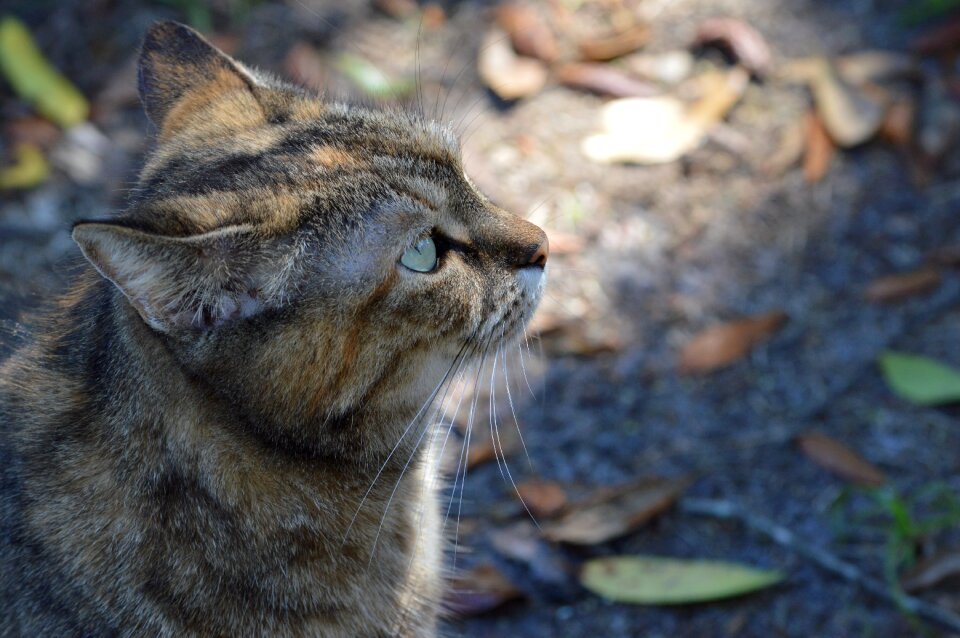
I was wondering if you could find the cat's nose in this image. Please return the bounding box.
[526,236,549,268]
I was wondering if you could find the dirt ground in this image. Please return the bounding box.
[2,0,960,636]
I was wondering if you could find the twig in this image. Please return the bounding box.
[680,497,960,634]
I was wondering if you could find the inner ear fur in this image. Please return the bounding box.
[72,222,291,333]
[138,21,263,134]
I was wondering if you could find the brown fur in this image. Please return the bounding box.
[0,22,547,637]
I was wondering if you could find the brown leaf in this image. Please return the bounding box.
[835,51,918,85]
[283,42,329,91]
[796,431,886,487]
[809,59,886,147]
[445,563,525,616]
[516,480,568,518]
[478,29,548,101]
[4,116,60,149]
[902,551,960,593]
[865,268,941,303]
[578,24,650,62]
[803,111,835,183]
[495,3,558,63]
[421,3,447,30]
[542,477,691,545]
[488,522,574,588]
[373,0,418,19]
[693,17,772,77]
[678,311,787,375]
[467,437,498,469]
[556,63,659,98]
[879,97,915,147]
[912,16,960,56]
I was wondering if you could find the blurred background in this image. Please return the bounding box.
[2,0,960,635]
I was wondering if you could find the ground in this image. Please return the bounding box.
[1,0,959,636]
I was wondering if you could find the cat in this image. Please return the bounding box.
[0,21,547,637]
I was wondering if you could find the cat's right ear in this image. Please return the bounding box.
[72,221,291,333]
[138,21,263,135]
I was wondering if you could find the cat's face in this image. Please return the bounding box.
[72,22,547,451]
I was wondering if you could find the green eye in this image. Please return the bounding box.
[400,236,437,273]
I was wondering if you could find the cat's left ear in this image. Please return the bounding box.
[138,21,262,135]
[72,222,291,333]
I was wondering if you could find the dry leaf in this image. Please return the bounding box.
[912,16,960,56]
[678,311,787,375]
[809,59,886,147]
[902,551,960,592]
[803,111,834,183]
[879,97,915,147]
[478,29,548,101]
[445,563,525,616]
[542,477,691,545]
[467,437,498,468]
[495,3,558,63]
[865,268,941,303]
[796,431,885,486]
[556,63,659,98]
[835,51,917,85]
[4,116,60,149]
[489,522,574,590]
[578,24,650,62]
[693,17,772,77]
[582,67,748,164]
[516,480,568,518]
[764,118,805,177]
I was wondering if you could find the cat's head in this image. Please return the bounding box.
[71,22,547,453]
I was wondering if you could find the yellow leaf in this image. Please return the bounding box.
[0,143,49,190]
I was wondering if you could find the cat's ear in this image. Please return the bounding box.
[138,21,262,133]
[72,222,289,333]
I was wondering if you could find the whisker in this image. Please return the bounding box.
[502,339,534,470]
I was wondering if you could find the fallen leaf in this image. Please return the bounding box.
[466,437,498,468]
[478,29,548,101]
[373,0,418,19]
[495,3,558,63]
[879,97,915,146]
[0,17,89,127]
[445,563,525,616]
[865,268,941,303]
[542,477,690,545]
[803,111,834,183]
[516,480,568,518]
[556,63,659,97]
[4,116,60,149]
[880,351,960,406]
[578,24,650,62]
[835,50,918,85]
[796,431,886,486]
[0,143,48,190]
[625,50,694,85]
[582,555,784,604]
[902,551,960,592]
[582,67,748,164]
[809,59,886,147]
[422,4,447,30]
[678,311,787,375]
[912,15,960,56]
[335,53,413,99]
[284,42,329,91]
[489,522,575,591]
[693,17,772,77]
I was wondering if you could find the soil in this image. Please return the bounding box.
[2,1,959,636]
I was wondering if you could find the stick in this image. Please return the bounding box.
[680,497,960,634]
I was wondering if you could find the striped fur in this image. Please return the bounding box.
[0,22,547,637]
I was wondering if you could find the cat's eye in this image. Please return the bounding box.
[400,236,438,273]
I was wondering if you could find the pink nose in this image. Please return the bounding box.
[526,237,549,268]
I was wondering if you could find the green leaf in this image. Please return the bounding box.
[879,351,960,406]
[335,53,413,99]
[581,555,784,605]
[0,143,48,190]
[0,16,89,127]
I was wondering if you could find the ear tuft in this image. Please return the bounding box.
[138,21,257,130]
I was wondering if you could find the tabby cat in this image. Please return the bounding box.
[0,21,547,637]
